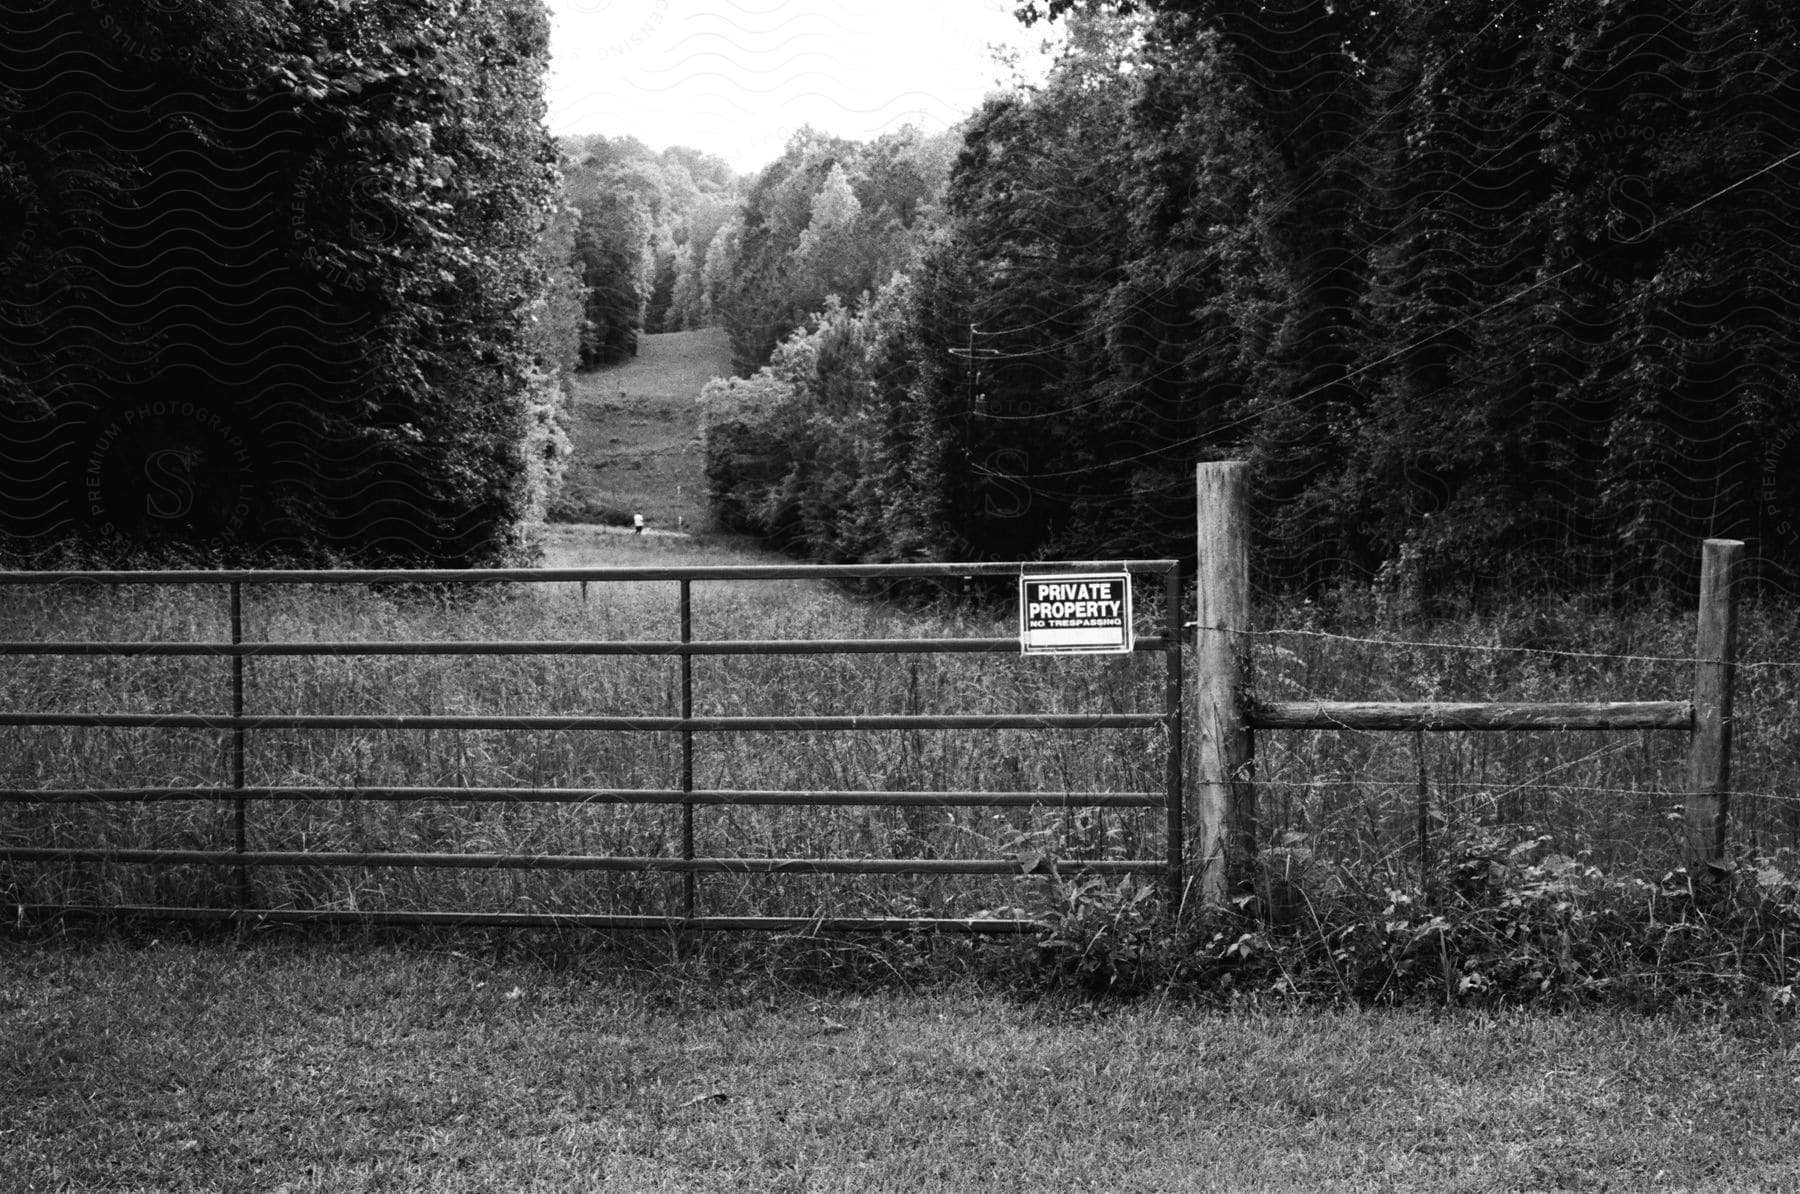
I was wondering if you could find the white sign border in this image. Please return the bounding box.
[1018,571,1135,656]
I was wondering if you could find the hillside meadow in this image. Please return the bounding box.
[548,329,725,535]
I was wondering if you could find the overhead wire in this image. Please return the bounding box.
[958,1,1517,355]
[958,0,1792,475]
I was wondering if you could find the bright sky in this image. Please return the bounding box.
[544,0,1063,174]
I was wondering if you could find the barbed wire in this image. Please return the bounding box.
[1260,778,1793,800]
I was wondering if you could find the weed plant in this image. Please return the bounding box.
[1247,588,1800,881]
[1017,585,1800,1011]
[1020,826,1800,1015]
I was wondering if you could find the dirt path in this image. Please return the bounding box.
[534,523,844,618]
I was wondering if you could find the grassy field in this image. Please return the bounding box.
[550,328,729,534]
[0,528,1174,923]
[5,510,1800,932]
[6,936,1800,1192]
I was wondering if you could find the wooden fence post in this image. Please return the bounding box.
[1686,537,1742,876]
[1194,462,1255,904]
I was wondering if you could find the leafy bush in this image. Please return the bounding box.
[1024,873,1170,995]
[1017,827,1800,1015]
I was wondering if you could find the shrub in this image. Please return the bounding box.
[1018,826,1800,1015]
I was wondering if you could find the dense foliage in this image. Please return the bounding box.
[1019,834,1800,1013]
[700,282,928,558]
[0,0,576,566]
[712,126,958,375]
[559,135,739,367]
[699,1,1800,597]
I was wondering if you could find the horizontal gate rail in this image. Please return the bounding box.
[0,560,1168,585]
[0,636,1172,657]
[5,848,1158,875]
[2,559,1184,933]
[0,712,1164,731]
[0,786,1166,808]
[23,906,1043,934]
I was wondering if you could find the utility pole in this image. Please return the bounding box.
[968,321,976,412]
[947,322,997,416]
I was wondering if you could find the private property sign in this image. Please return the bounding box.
[1019,573,1134,654]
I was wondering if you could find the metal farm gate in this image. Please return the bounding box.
[0,561,1183,933]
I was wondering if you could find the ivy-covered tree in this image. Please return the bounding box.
[0,0,571,567]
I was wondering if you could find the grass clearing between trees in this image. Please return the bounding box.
[550,328,729,535]
[5,935,1800,1192]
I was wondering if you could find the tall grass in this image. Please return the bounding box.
[1248,589,1800,889]
[0,563,1173,922]
[5,562,1798,938]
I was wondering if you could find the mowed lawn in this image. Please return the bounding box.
[5,936,1800,1192]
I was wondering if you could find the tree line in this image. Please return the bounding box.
[16,0,1795,591]
[558,134,741,367]
[689,0,1800,598]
